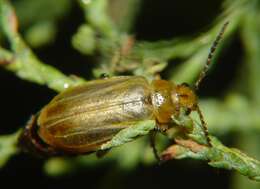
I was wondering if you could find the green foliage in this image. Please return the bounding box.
[0,130,21,168]
[72,24,97,55]
[13,0,71,47]
[101,120,156,150]
[0,0,85,91]
[165,136,260,181]
[24,21,56,48]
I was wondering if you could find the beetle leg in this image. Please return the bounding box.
[155,122,169,132]
[149,130,161,162]
[96,149,111,158]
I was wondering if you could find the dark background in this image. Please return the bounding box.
[0,0,241,188]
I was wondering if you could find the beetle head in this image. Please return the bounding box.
[171,83,197,114]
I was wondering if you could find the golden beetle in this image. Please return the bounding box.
[19,22,229,156]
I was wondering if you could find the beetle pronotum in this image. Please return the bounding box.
[19,22,229,157]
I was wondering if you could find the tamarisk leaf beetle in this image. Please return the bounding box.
[19,22,229,157]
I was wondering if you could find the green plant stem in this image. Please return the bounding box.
[161,136,260,182]
[0,0,85,92]
[231,133,260,189]
[79,0,119,39]
[0,130,21,168]
[107,0,142,33]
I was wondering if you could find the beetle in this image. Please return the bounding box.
[18,22,229,157]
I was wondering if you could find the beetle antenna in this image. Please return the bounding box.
[195,21,229,90]
[195,105,212,147]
